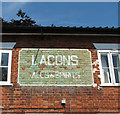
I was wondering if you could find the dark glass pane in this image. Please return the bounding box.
[0,67,8,81]
[112,55,120,67]
[103,68,111,83]
[1,53,9,66]
[101,54,109,67]
[114,69,120,83]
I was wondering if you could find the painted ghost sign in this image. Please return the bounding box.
[18,49,93,86]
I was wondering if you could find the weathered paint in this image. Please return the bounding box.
[18,49,93,86]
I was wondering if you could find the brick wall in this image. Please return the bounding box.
[2,35,120,48]
[1,35,120,113]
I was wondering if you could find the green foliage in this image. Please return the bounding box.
[2,9,36,26]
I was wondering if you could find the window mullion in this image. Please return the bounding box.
[106,53,110,83]
[0,66,8,68]
[109,53,115,84]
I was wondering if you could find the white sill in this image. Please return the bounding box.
[100,83,120,87]
[0,83,13,86]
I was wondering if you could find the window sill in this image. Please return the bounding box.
[100,83,120,87]
[0,83,13,86]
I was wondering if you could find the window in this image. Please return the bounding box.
[0,50,12,85]
[98,50,120,86]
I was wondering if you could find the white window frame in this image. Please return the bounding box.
[0,50,12,85]
[98,50,120,86]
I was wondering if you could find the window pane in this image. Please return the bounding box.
[102,68,111,83]
[0,67,8,81]
[112,54,120,67]
[1,53,9,66]
[114,69,120,83]
[101,54,109,67]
